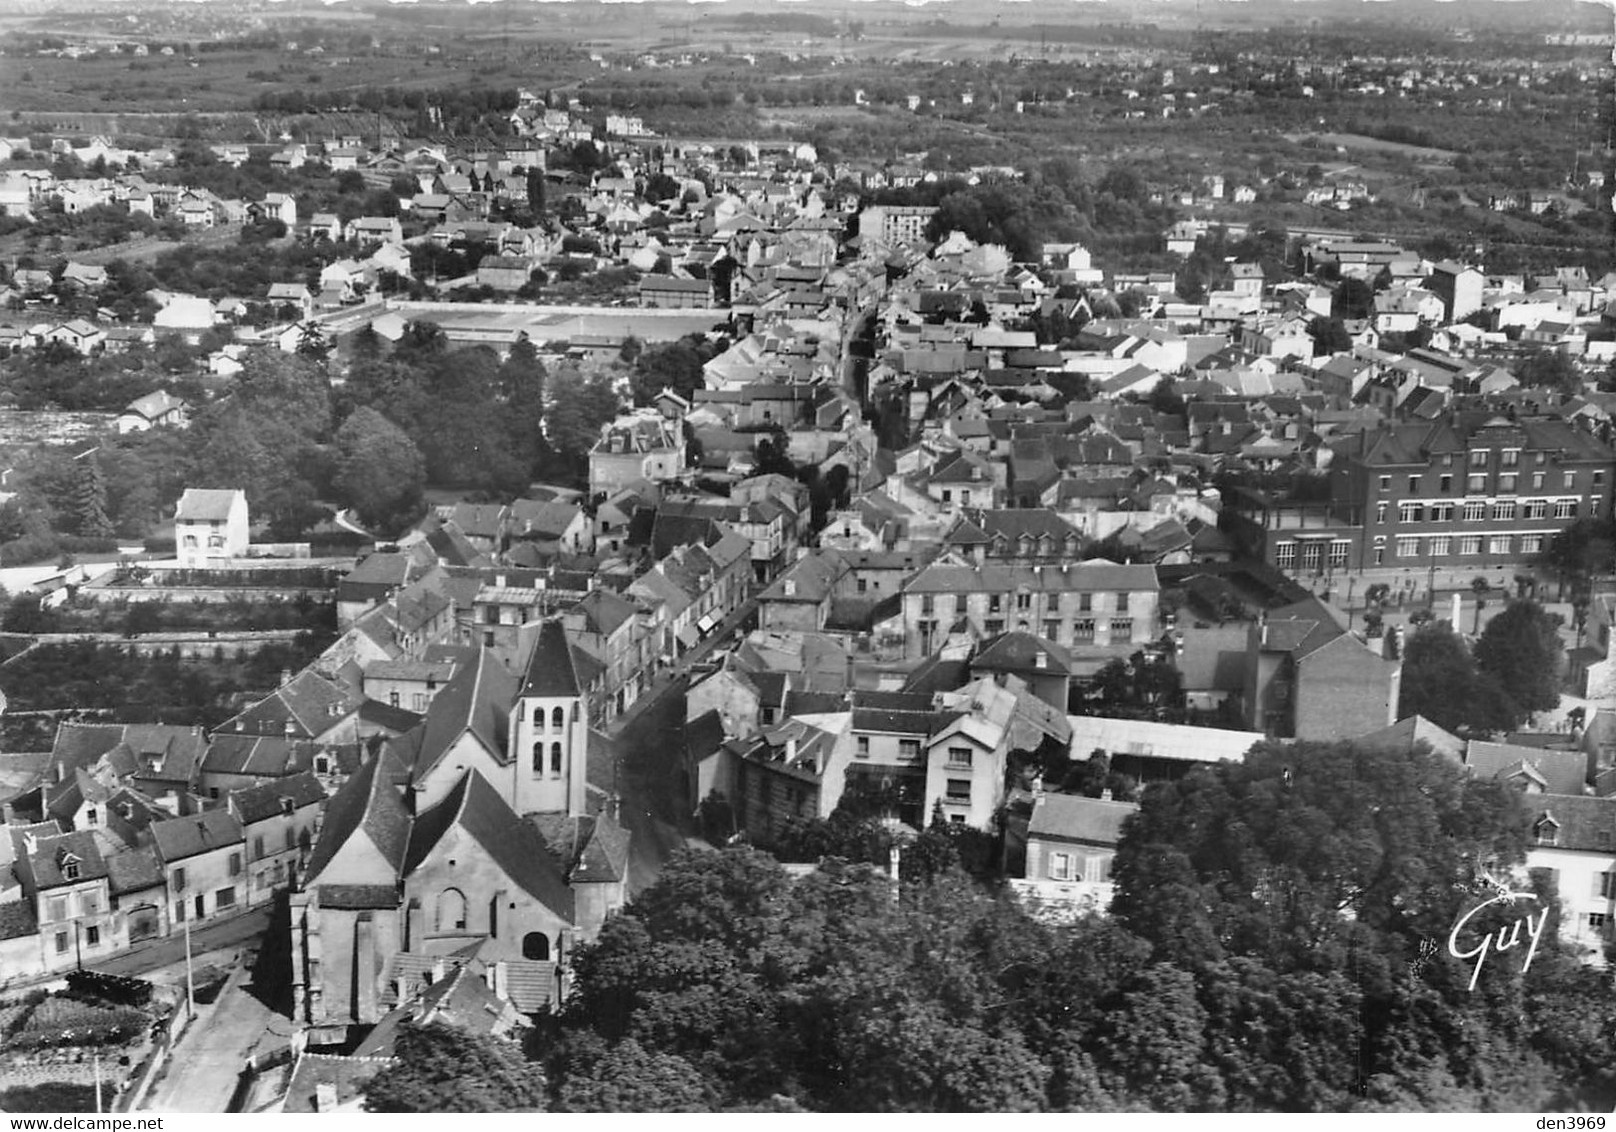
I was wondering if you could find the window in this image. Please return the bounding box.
[1408,475,1420,493]
[55,931,69,955]
[1489,535,1511,555]
[1533,472,1546,490]
[194,895,205,919]
[1112,618,1133,639]
[1525,500,1548,520]
[1431,503,1455,522]
[1439,474,1453,493]
[1536,821,1559,847]
[522,932,550,961]
[253,835,264,860]
[532,742,543,771]
[1466,474,1487,493]
[1555,498,1578,519]
[1079,593,1093,613]
[228,853,242,878]
[1491,501,1515,521]
[413,694,427,712]
[1397,537,1419,558]
[1276,543,1296,569]
[920,595,934,617]
[85,925,99,948]
[46,896,68,922]
[551,706,565,730]
[1372,537,1385,566]
[1043,620,1061,640]
[1016,592,1031,611]
[172,868,186,892]
[1462,501,1486,522]
[285,827,296,851]
[1300,542,1324,571]
[1597,872,1616,899]
[1329,541,1350,569]
[988,594,1002,614]
[1590,912,1609,934]
[84,809,95,827]
[389,691,400,708]
[63,861,79,881]
[436,887,468,931]
[984,619,1004,635]
[1073,620,1096,642]
[1521,534,1544,555]
[173,902,185,924]
[1596,470,1607,488]
[550,742,563,773]
[947,747,973,769]
[940,490,951,503]
[1470,449,1488,468]
[1114,592,1129,612]
[1047,593,1061,612]
[857,578,867,594]
[1460,535,1483,556]
[1049,852,1072,881]
[1430,535,1451,557]
[857,736,870,758]
[216,887,236,909]
[1501,448,1520,468]
[1564,471,1577,490]
[1378,475,1391,491]
[1397,503,1422,524]
[899,739,921,761]
[1535,450,1548,465]
[946,778,971,803]
[1441,453,1454,468]
[1375,502,1388,525]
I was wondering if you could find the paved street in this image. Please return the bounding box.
[603,597,757,893]
[142,967,291,1114]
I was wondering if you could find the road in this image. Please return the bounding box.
[95,907,274,986]
[141,969,291,1114]
[604,596,758,893]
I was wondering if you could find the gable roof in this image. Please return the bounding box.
[407,648,516,782]
[406,770,574,920]
[228,770,327,825]
[1027,792,1139,847]
[150,808,244,864]
[175,488,243,522]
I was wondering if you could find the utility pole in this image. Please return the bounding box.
[93,1053,102,1114]
[183,913,196,1020]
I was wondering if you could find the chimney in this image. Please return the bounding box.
[430,957,446,984]
[0,802,12,825]
[284,720,297,738]
[785,737,798,764]
[280,668,292,687]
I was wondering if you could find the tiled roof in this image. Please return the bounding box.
[303,746,412,884]
[1530,794,1616,853]
[408,649,515,782]
[228,771,326,825]
[1028,792,1139,847]
[175,488,242,522]
[407,771,574,921]
[973,631,1076,677]
[518,620,581,699]
[150,809,243,864]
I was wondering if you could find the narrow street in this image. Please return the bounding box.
[603,596,758,893]
[141,969,291,1113]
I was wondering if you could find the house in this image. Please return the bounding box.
[226,771,326,904]
[898,561,1159,660]
[117,390,189,434]
[345,216,403,245]
[1523,794,1616,964]
[152,809,248,934]
[174,488,249,566]
[13,830,120,975]
[1244,599,1400,741]
[1022,791,1140,912]
[43,319,105,356]
[255,193,298,227]
[475,256,536,293]
[756,550,851,633]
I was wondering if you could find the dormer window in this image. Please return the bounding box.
[60,852,80,881]
[1535,817,1559,847]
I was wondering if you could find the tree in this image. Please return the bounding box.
[525,168,546,217]
[1332,277,1374,321]
[1518,348,1580,395]
[558,1040,715,1112]
[1474,600,1563,720]
[364,1021,547,1112]
[1397,621,1518,734]
[70,454,113,540]
[333,407,426,534]
[295,320,330,360]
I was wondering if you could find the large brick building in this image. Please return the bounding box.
[1228,414,1616,582]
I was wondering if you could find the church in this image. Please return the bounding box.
[288,620,630,1043]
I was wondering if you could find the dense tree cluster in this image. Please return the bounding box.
[542,739,1616,1112]
[365,1021,547,1113]
[1399,601,1564,735]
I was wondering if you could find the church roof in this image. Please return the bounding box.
[519,620,581,698]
